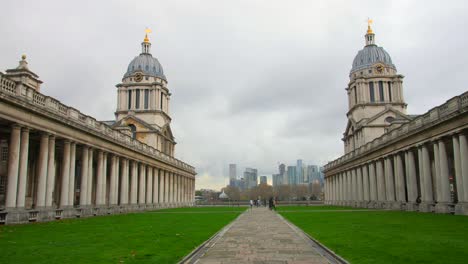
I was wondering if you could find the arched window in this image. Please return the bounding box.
[129,124,136,139]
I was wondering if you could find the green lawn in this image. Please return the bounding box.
[276,205,368,211]
[0,207,245,264]
[279,207,468,264]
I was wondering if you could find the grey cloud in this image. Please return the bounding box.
[2,0,468,190]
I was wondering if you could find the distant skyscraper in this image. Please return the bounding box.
[296,159,303,184]
[307,165,319,183]
[279,163,286,175]
[260,176,267,185]
[272,174,282,186]
[287,166,297,185]
[244,168,258,189]
[229,164,237,186]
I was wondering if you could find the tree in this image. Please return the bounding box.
[223,186,241,201]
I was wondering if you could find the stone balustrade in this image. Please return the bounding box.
[0,74,195,174]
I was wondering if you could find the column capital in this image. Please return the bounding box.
[11,123,22,130]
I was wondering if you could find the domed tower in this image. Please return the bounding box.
[113,29,175,156]
[343,20,410,153]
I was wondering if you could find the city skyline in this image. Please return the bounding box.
[2,1,468,190]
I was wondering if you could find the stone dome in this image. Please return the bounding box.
[351,44,395,74]
[124,53,166,80]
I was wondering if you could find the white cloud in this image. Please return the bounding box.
[2,0,468,190]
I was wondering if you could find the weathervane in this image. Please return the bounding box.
[144,28,152,43]
[367,18,373,34]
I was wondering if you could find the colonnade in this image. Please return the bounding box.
[1,123,195,223]
[325,133,468,214]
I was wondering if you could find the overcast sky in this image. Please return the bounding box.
[2,0,468,190]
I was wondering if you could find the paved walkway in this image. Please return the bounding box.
[193,207,330,264]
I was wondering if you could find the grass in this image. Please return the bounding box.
[279,206,468,264]
[0,207,245,264]
[276,205,368,211]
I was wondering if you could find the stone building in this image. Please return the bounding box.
[0,32,196,224]
[324,22,468,215]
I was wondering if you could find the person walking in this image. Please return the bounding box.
[249,199,253,211]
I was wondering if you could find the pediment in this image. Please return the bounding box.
[113,115,159,132]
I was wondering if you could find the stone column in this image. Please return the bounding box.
[146,167,153,205]
[434,142,440,201]
[165,171,170,204]
[453,135,465,214]
[351,169,357,206]
[6,125,21,209]
[405,149,418,211]
[130,161,138,205]
[80,146,89,206]
[453,136,464,200]
[174,173,180,205]
[153,168,159,205]
[45,135,56,208]
[16,127,30,208]
[362,165,369,204]
[68,142,76,206]
[160,170,166,204]
[459,134,468,215]
[60,140,71,207]
[109,155,117,205]
[435,140,451,213]
[114,156,120,205]
[369,162,377,205]
[102,153,108,205]
[394,152,406,205]
[95,150,104,206]
[138,163,146,205]
[178,175,183,204]
[376,159,386,206]
[384,157,396,207]
[120,159,129,205]
[337,173,342,204]
[420,144,434,212]
[86,148,94,206]
[170,172,175,204]
[347,170,352,204]
[357,167,363,205]
[36,133,49,208]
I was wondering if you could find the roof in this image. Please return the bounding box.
[124,53,166,80]
[351,44,395,73]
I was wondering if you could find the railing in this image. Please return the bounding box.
[55,209,63,219]
[324,91,468,171]
[0,212,6,224]
[28,211,38,222]
[0,75,196,173]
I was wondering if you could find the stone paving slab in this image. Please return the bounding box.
[193,207,330,264]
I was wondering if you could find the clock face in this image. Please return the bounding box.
[134,72,143,82]
[376,65,384,73]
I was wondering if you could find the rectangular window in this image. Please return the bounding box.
[353,86,357,104]
[144,90,149,109]
[388,82,392,102]
[378,81,384,102]
[135,89,140,109]
[369,82,375,102]
[160,91,164,110]
[128,90,132,109]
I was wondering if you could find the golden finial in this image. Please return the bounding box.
[144,28,152,43]
[21,54,26,60]
[367,18,374,34]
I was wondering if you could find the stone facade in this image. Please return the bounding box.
[0,38,196,225]
[324,25,468,215]
[343,24,409,154]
